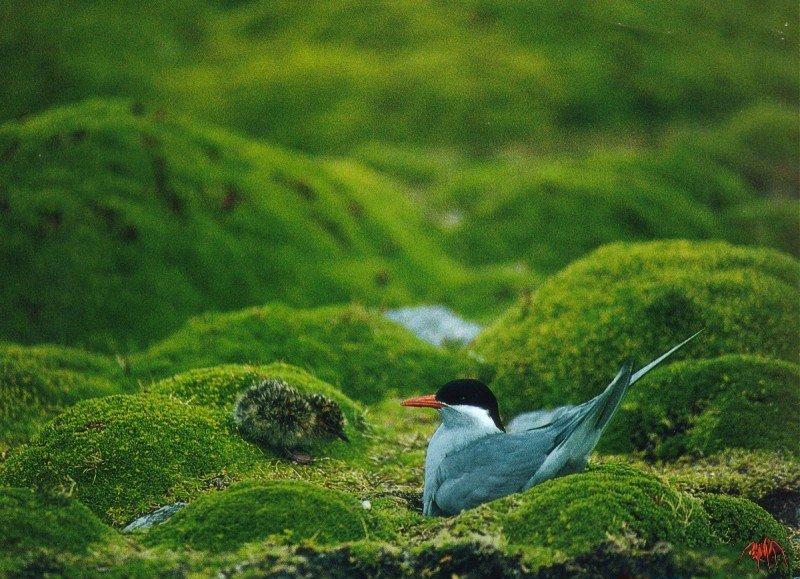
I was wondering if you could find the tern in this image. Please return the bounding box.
[402,331,702,516]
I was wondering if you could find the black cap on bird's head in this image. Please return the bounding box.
[401,378,504,431]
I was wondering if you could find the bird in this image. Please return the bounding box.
[402,331,702,516]
[234,379,348,463]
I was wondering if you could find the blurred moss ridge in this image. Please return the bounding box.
[0,99,530,350]
[1,1,796,155]
[1,1,797,351]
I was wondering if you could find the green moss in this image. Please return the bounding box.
[0,487,114,575]
[149,363,362,419]
[0,394,262,526]
[662,449,800,505]
[146,480,368,553]
[136,303,468,403]
[701,494,791,563]
[0,349,119,451]
[0,342,121,378]
[502,463,713,556]
[442,153,722,274]
[600,356,800,459]
[0,99,470,351]
[475,240,799,416]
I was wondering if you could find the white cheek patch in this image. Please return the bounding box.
[447,404,498,430]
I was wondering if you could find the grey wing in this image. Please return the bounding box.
[431,431,552,515]
[507,404,581,433]
[508,330,703,434]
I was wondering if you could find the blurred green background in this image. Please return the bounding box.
[0,0,797,351]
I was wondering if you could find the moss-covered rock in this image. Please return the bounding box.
[475,240,799,416]
[0,349,119,451]
[0,394,262,526]
[146,480,368,553]
[502,463,713,556]
[137,303,469,403]
[0,487,115,575]
[702,494,791,566]
[0,99,471,351]
[600,355,800,459]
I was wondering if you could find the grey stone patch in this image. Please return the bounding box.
[385,305,481,346]
[122,502,187,533]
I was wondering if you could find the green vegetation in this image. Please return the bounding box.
[601,356,800,459]
[137,303,470,403]
[702,494,791,561]
[0,100,481,351]
[0,1,796,575]
[475,240,800,416]
[0,487,115,576]
[145,480,368,552]
[0,347,119,451]
[2,2,796,156]
[0,394,262,525]
[149,363,362,421]
[502,463,713,555]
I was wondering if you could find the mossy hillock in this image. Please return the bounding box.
[149,363,362,420]
[600,355,800,460]
[0,346,120,451]
[145,480,369,553]
[0,394,263,526]
[0,99,474,352]
[136,303,470,404]
[500,463,714,556]
[474,240,799,417]
[0,486,115,576]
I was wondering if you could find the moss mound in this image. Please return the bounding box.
[475,240,799,416]
[137,303,468,403]
[0,349,119,450]
[442,153,722,274]
[600,356,800,459]
[0,342,120,378]
[502,463,713,556]
[702,494,791,563]
[150,363,361,419]
[0,99,468,351]
[0,394,262,526]
[0,487,114,574]
[146,480,367,553]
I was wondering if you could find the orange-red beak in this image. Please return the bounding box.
[401,394,444,409]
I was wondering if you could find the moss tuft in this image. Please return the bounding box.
[475,240,799,416]
[145,480,368,552]
[600,355,800,459]
[502,463,713,556]
[0,487,114,575]
[137,303,468,403]
[0,394,262,526]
